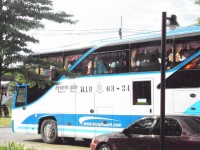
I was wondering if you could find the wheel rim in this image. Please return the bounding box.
[99,144,110,150]
[44,123,55,139]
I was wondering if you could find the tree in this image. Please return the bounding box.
[195,0,200,3]
[195,0,200,24]
[0,0,77,106]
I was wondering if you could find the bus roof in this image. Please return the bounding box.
[97,25,200,47]
[32,25,200,56]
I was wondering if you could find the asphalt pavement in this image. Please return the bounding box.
[0,127,90,150]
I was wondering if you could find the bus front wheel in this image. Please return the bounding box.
[41,119,58,144]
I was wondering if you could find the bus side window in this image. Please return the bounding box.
[73,50,129,75]
[72,54,94,75]
[132,81,151,105]
[94,51,128,74]
[27,85,51,104]
[130,48,160,72]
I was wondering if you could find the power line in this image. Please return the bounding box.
[28,28,155,36]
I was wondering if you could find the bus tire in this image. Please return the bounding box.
[40,119,58,144]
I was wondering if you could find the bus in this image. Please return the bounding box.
[12,25,200,144]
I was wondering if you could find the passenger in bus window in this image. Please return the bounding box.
[120,56,127,73]
[167,44,182,69]
[86,60,93,75]
[109,57,116,73]
[139,53,160,71]
[130,49,137,67]
[179,49,196,61]
[130,49,140,72]
[94,56,108,74]
[148,54,160,71]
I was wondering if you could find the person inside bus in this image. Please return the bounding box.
[130,49,140,71]
[86,60,93,75]
[94,56,108,74]
[139,53,160,71]
[109,57,116,73]
[179,48,196,61]
[166,44,182,69]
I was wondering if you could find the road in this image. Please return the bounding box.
[0,127,90,150]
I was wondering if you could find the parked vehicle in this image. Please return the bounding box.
[90,116,200,150]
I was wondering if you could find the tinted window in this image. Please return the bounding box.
[132,81,151,105]
[130,47,160,72]
[152,118,182,136]
[128,118,155,135]
[184,117,200,133]
[27,85,51,104]
[73,50,129,75]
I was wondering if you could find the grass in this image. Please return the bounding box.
[0,102,12,127]
[0,142,37,150]
[0,104,37,150]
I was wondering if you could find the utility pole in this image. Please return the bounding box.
[0,0,3,114]
[119,16,122,39]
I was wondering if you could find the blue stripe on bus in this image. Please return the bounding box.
[20,114,143,128]
[17,126,117,135]
[184,100,200,115]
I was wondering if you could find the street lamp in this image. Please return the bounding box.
[160,12,179,150]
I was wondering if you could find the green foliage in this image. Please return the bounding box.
[0,142,37,150]
[0,0,77,90]
[0,101,12,127]
[195,0,200,24]
[12,56,78,88]
[195,0,200,4]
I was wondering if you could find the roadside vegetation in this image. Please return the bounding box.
[0,142,37,150]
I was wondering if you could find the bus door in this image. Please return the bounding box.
[75,92,95,138]
[131,79,154,115]
[13,84,36,134]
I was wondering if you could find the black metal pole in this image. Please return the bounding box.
[160,11,166,150]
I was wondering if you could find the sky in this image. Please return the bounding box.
[28,0,200,53]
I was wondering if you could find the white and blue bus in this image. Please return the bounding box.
[12,26,200,144]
